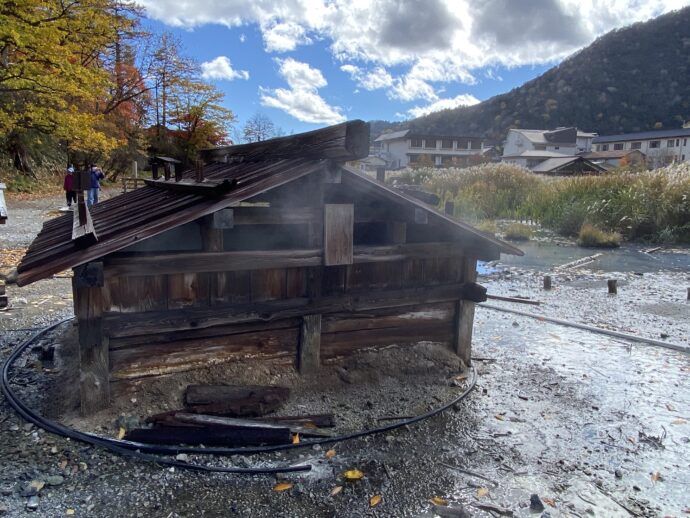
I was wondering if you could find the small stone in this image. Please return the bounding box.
[614,469,623,479]
[23,423,34,432]
[0,502,8,515]
[660,333,669,339]
[45,475,64,486]
[385,435,395,444]
[175,454,188,462]
[26,496,39,511]
[0,485,12,496]
[632,485,641,491]
[530,494,545,513]
[512,321,519,327]
[50,446,58,455]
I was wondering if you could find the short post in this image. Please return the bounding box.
[608,279,617,294]
[376,166,385,182]
[444,200,455,216]
[151,163,159,180]
[131,160,138,179]
[195,160,205,182]
[298,314,321,374]
[543,275,552,290]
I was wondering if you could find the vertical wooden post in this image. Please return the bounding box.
[131,160,138,179]
[72,263,108,415]
[608,279,617,294]
[386,221,407,244]
[323,204,354,266]
[298,314,321,374]
[376,166,385,182]
[202,211,229,305]
[543,275,552,290]
[152,163,159,180]
[453,257,478,367]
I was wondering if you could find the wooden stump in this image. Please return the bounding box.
[299,314,322,374]
[543,275,552,290]
[608,279,617,294]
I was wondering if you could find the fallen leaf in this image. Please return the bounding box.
[66,510,75,516]
[273,482,293,492]
[627,437,636,445]
[30,480,45,492]
[542,497,556,507]
[651,472,663,483]
[325,449,336,459]
[292,433,300,444]
[343,469,364,481]
[117,427,126,440]
[430,496,449,506]
[330,486,343,496]
[476,487,489,498]
[370,495,382,507]
[59,460,68,470]
[671,419,687,425]
[495,414,505,421]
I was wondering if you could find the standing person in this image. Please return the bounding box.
[87,164,105,207]
[63,165,76,209]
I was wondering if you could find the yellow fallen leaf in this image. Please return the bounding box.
[495,414,505,421]
[117,427,126,440]
[543,497,556,507]
[330,486,343,496]
[292,433,300,444]
[651,472,663,483]
[325,449,336,459]
[343,469,364,481]
[476,487,489,498]
[30,480,45,492]
[370,495,382,507]
[66,510,75,516]
[430,496,448,506]
[273,482,293,492]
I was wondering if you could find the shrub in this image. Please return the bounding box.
[504,223,533,241]
[475,220,498,235]
[577,224,621,248]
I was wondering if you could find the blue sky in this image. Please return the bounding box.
[139,0,688,138]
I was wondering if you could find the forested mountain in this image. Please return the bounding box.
[401,7,690,142]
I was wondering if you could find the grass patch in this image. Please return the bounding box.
[475,220,498,236]
[504,223,533,241]
[577,224,621,248]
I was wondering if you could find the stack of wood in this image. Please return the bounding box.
[124,384,335,447]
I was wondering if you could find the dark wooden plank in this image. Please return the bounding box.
[73,262,104,288]
[206,208,234,229]
[200,119,369,163]
[72,276,109,414]
[185,385,290,416]
[124,425,291,446]
[201,217,224,306]
[324,204,354,266]
[233,206,319,225]
[298,314,321,374]
[286,268,306,298]
[386,221,407,244]
[72,199,97,245]
[251,268,286,301]
[214,270,251,305]
[104,281,479,338]
[144,178,237,196]
[453,257,478,366]
[103,274,167,313]
[167,273,209,309]
[321,302,454,333]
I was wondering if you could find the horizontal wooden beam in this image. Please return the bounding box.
[103,281,485,338]
[144,178,237,196]
[200,120,369,163]
[104,242,469,278]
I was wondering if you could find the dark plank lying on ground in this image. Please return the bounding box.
[185,384,290,417]
[124,425,291,446]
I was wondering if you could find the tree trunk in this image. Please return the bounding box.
[8,132,35,177]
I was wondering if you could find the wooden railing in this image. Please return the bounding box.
[121,177,147,193]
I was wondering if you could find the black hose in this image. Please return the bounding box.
[2,317,478,471]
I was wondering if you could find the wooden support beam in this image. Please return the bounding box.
[299,314,321,374]
[452,257,478,367]
[205,208,234,229]
[144,178,237,196]
[200,119,370,163]
[324,204,354,266]
[71,197,97,245]
[72,274,109,415]
[73,261,104,288]
[386,221,407,244]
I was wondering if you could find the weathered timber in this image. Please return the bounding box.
[185,385,290,416]
[608,279,618,294]
[104,282,482,338]
[543,275,552,290]
[124,425,291,446]
[103,242,469,278]
[109,327,299,379]
[205,208,234,229]
[256,414,335,428]
[321,303,455,334]
[386,222,406,244]
[73,276,109,414]
[201,215,224,305]
[200,119,369,163]
[103,274,167,313]
[453,257,478,366]
[556,253,603,270]
[486,294,540,306]
[0,183,7,224]
[148,410,336,430]
[73,262,104,288]
[71,200,97,245]
[298,314,321,374]
[172,413,331,438]
[167,272,209,309]
[324,204,354,266]
[144,178,237,196]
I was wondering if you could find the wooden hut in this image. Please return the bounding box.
[16,121,522,415]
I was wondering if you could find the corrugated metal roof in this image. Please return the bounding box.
[593,128,690,144]
[581,150,646,159]
[374,130,410,142]
[531,156,605,173]
[502,150,571,159]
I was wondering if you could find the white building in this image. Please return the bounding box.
[502,127,596,158]
[374,130,486,169]
[592,126,690,168]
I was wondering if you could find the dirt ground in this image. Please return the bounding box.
[1,194,689,517]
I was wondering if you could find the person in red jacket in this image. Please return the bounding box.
[63,165,76,208]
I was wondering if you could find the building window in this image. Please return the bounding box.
[408,154,419,163]
[682,155,686,161]
[554,146,560,150]
[424,139,437,149]
[667,140,675,148]
[649,141,660,149]
[441,139,453,149]
[535,144,546,150]
[684,139,687,146]
[601,144,609,151]
[676,139,680,146]
[613,143,624,150]
[410,138,423,148]
[631,142,642,150]
[470,140,481,150]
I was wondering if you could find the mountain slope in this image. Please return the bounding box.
[405,7,690,142]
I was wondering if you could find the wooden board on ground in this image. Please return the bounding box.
[184,384,290,416]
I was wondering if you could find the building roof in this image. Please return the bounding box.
[502,150,571,159]
[374,130,410,142]
[531,156,606,174]
[17,122,521,286]
[593,128,690,144]
[581,150,646,160]
[375,130,481,142]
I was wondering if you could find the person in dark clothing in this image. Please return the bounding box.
[63,165,76,208]
[87,164,105,207]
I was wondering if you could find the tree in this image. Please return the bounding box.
[242,113,278,143]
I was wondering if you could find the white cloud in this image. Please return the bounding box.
[200,56,249,81]
[262,21,311,52]
[260,58,345,124]
[407,94,481,118]
[340,65,393,91]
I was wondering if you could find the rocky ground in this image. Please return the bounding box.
[0,194,689,517]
